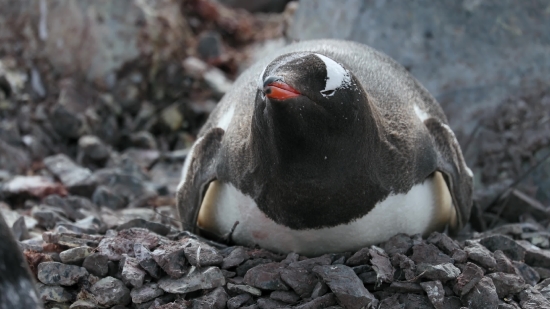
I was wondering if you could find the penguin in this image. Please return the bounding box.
[177,39,473,256]
[0,213,42,309]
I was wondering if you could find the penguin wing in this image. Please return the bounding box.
[424,118,473,234]
[176,128,224,233]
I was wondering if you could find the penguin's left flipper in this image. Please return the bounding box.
[424,118,473,234]
[177,128,224,233]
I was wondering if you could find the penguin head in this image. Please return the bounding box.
[252,52,372,163]
[255,52,367,137]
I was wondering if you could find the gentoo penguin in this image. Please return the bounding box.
[0,213,42,309]
[177,39,473,256]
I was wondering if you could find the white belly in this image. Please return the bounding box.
[198,172,454,256]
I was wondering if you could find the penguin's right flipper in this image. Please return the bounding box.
[176,128,224,233]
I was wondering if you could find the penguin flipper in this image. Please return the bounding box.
[176,128,224,233]
[424,118,473,234]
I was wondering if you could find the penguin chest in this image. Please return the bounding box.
[197,172,454,256]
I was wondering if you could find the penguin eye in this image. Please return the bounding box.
[260,90,266,100]
[321,89,335,97]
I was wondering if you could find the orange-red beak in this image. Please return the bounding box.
[264,81,301,100]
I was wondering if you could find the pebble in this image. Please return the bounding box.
[227,282,262,296]
[465,241,497,269]
[36,283,74,303]
[59,246,93,264]
[152,242,188,278]
[369,246,394,284]
[280,266,318,298]
[416,262,460,282]
[420,281,445,309]
[410,243,453,265]
[121,255,146,288]
[461,277,500,309]
[227,294,253,309]
[182,238,224,267]
[486,272,526,298]
[479,234,526,261]
[43,154,95,195]
[82,253,109,276]
[90,276,131,307]
[243,262,289,291]
[130,282,164,304]
[158,266,225,294]
[37,261,88,286]
[192,286,228,309]
[313,264,377,309]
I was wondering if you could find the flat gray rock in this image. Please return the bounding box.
[312,264,377,309]
[37,261,88,286]
[158,266,225,294]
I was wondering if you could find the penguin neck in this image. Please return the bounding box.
[250,100,384,181]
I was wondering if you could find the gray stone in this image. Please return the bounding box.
[36,283,74,303]
[77,135,110,162]
[454,262,484,296]
[227,294,253,309]
[158,266,225,294]
[270,290,300,304]
[37,261,88,286]
[256,298,289,309]
[280,266,318,298]
[120,255,146,288]
[237,258,273,277]
[227,282,262,296]
[519,287,550,309]
[59,246,94,264]
[134,243,161,279]
[387,281,424,294]
[294,293,338,309]
[420,281,445,309]
[517,240,550,269]
[152,242,188,278]
[383,233,414,256]
[92,185,126,210]
[513,261,541,286]
[397,293,433,309]
[117,218,170,236]
[131,282,164,304]
[312,281,329,299]
[182,238,223,267]
[90,276,131,307]
[465,242,497,269]
[312,264,376,309]
[69,300,98,309]
[346,247,370,266]
[487,272,526,298]
[416,262,460,282]
[461,277,500,309]
[410,243,453,265]
[369,246,394,284]
[494,250,518,274]
[192,286,228,309]
[3,176,66,201]
[97,228,162,261]
[479,234,526,261]
[243,262,289,291]
[427,232,462,255]
[82,253,109,277]
[43,154,94,195]
[222,246,249,269]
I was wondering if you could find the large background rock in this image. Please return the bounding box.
[289,0,550,145]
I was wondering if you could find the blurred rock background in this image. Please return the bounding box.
[0,0,549,248]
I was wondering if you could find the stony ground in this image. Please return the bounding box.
[1,1,550,309]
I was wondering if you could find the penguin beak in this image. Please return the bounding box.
[263,76,301,100]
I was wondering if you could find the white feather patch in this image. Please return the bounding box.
[217,105,235,131]
[314,53,351,97]
[414,104,430,122]
[198,173,454,256]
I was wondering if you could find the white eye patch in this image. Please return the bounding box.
[314,53,351,97]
